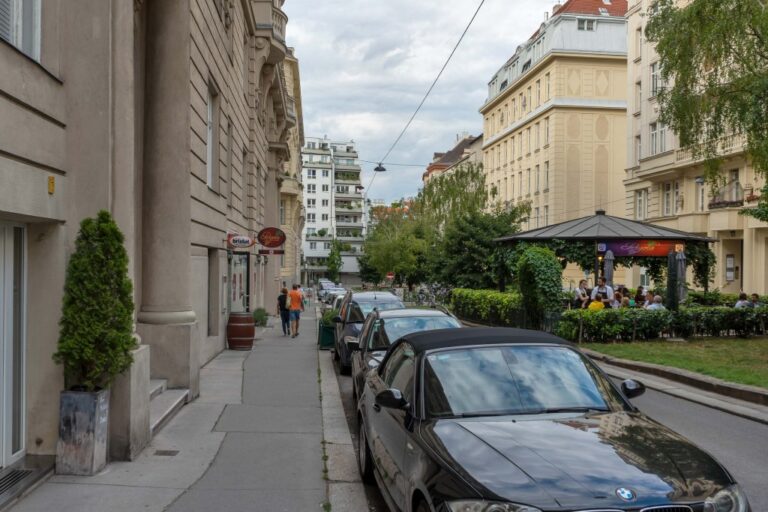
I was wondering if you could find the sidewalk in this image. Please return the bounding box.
[8,306,340,512]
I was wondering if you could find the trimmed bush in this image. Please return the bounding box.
[451,289,523,326]
[556,306,768,343]
[685,290,768,307]
[53,211,136,391]
[252,308,269,327]
[517,246,562,329]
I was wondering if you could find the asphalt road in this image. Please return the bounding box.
[334,358,768,511]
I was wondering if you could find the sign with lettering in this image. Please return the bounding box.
[597,240,684,257]
[257,227,286,248]
[227,234,255,249]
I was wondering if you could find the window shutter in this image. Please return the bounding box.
[0,0,12,43]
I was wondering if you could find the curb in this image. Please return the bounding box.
[582,348,768,407]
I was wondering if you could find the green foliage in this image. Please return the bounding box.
[516,247,563,327]
[415,162,490,230]
[557,306,768,342]
[53,211,136,391]
[317,228,328,237]
[451,289,523,326]
[252,308,269,327]
[321,308,339,327]
[646,0,768,221]
[685,290,767,307]
[326,239,344,282]
[357,252,382,284]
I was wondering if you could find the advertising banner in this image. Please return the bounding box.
[597,240,684,257]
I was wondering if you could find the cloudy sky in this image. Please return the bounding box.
[283,0,552,202]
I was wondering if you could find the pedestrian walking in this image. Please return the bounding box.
[277,288,290,336]
[288,284,305,338]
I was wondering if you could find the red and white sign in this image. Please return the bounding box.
[386,272,395,280]
[227,234,256,249]
[257,227,287,248]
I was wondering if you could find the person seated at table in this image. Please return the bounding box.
[610,291,623,309]
[621,297,631,308]
[646,295,667,311]
[634,286,646,306]
[735,292,752,308]
[751,293,764,308]
[643,291,655,309]
[588,293,606,310]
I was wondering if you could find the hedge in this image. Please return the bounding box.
[451,289,523,326]
[685,290,768,307]
[555,307,768,343]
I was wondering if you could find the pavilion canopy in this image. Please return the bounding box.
[496,210,714,244]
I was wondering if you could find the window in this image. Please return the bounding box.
[0,0,40,60]
[307,213,316,223]
[650,122,667,155]
[635,27,642,58]
[535,123,540,149]
[535,165,540,192]
[651,62,665,96]
[526,168,531,195]
[307,169,316,179]
[534,207,540,228]
[322,184,329,192]
[306,142,316,149]
[526,127,531,153]
[527,87,532,111]
[306,184,316,194]
[322,199,329,207]
[544,117,550,145]
[510,136,515,159]
[306,228,316,235]
[536,80,541,106]
[544,161,549,190]
[578,19,596,31]
[635,135,642,163]
[511,99,516,119]
[383,344,415,404]
[518,173,522,197]
[635,189,648,220]
[324,242,331,250]
[696,179,706,212]
[322,170,329,177]
[662,181,678,216]
[279,200,286,224]
[306,199,316,209]
[309,242,317,250]
[518,132,523,156]
[545,73,551,99]
[543,205,549,226]
[321,214,329,221]
[206,84,220,190]
[635,82,642,111]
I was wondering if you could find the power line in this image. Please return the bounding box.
[359,159,427,168]
[375,0,486,168]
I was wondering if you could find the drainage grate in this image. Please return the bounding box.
[154,450,180,457]
[0,469,33,495]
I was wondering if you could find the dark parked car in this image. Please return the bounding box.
[350,308,461,402]
[333,291,404,374]
[357,327,750,512]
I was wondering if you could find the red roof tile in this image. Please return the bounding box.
[554,0,628,17]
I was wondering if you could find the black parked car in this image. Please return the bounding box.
[333,291,404,374]
[357,327,750,512]
[351,308,461,402]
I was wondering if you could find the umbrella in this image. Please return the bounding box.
[604,250,615,288]
[676,250,688,304]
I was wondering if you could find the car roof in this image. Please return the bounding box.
[351,291,400,302]
[398,327,570,354]
[377,308,453,319]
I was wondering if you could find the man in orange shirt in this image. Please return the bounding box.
[288,284,304,338]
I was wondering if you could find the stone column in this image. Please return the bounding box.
[137,0,199,397]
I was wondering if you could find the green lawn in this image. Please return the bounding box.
[584,338,768,390]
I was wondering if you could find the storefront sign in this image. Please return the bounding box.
[258,249,285,255]
[597,240,684,257]
[257,227,286,248]
[227,233,256,249]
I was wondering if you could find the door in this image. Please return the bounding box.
[228,252,250,313]
[0,225,26,468]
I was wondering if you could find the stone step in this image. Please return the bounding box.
[149,379,167,401]
[149,389,189,437]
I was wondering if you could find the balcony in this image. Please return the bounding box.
[708,181,744,210]
[675,134,746,165]
[306,233,332,241]
[335,190,363,200]
[336,219,364,228]
[337,233,364,241]
[336,203,363,213]
[252,1,288,56]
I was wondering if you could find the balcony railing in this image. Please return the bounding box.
[272,6,287,41]
[708,181,744,209]
[675,134,746,164]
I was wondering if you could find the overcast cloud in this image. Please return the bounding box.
[283,0,553,202]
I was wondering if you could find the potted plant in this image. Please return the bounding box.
[54,211,136,475]
[252,307,269,327]
[318,309,338,350]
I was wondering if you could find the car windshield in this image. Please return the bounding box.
[372,316,461,350]
[349,300,404,322]
[425,345,622,418]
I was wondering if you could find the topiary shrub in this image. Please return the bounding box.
[252,308,269,327]
[517,246,562,329]
[53,211,136,391]
[321,308,340,327]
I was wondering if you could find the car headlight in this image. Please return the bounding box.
[704,484,749,512]
[446,501,542,512]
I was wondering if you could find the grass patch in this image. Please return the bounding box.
[584,337,768,389]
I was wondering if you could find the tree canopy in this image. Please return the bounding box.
[647,0,768,221]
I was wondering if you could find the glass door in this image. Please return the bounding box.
[0,225,25,468]
[228,252,250,313]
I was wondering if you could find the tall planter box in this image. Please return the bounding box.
[318,322,335,350]
[56,389,110,475]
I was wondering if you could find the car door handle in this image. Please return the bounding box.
[373,403,381,412]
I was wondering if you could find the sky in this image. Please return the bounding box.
[282,0,552,203]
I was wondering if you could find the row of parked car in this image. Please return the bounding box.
[325,289,750,512]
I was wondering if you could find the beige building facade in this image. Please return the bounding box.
[0,0,299,478]
[623,0,768,294]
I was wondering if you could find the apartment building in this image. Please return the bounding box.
[0,0,298,485]
[422,134,483,185]
[480,0,628,233]
[623,0,768,293]
[301,137,365,285]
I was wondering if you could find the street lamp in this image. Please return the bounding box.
[374,163,387,173]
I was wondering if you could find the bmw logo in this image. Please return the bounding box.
[616,488,636,501]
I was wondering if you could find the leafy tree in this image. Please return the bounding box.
[54,210,136,391]
[646,0,768,221]
[326,239,346,282]
[357,252,382,284]
[414,162,490,231]
[516,246,563,328]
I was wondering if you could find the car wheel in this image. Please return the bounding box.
[332,346,340,361]
[357,423,374,484]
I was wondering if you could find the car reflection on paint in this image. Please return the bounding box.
[356,327,751,512]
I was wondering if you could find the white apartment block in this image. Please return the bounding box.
[301,136,366,285]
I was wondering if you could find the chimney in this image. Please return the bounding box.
[552,2,562,15]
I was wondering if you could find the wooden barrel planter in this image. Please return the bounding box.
[227,312,255,350]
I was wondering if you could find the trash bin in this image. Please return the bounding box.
[317,322,335,350]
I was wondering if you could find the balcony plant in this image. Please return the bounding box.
[53,210,136,475]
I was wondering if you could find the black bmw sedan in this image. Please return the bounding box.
[356,328,750,512]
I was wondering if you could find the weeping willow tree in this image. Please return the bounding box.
[647,0,768,221]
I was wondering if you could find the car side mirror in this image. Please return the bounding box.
[345,337,360,351]
[375,389,409,410]
[621,379,646,399]
[332,316,343,323]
